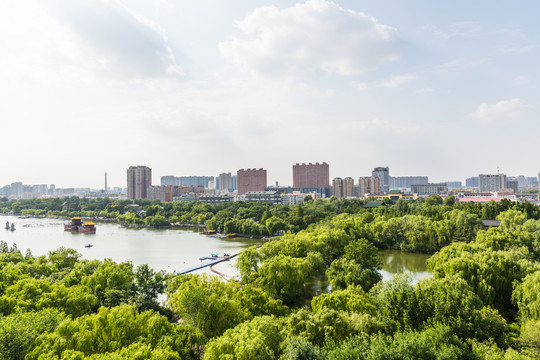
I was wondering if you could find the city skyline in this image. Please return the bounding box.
[1,1,539,188]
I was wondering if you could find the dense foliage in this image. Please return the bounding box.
[1,198,540,358]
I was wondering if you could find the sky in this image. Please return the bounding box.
[1,0,539,189]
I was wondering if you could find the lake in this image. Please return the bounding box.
[1,216,431,281]
[0,215,262,276]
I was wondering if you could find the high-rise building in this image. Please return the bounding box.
[127,165,152,200]
[218,172,233,192]
[372,167,390,194]
[237,168,267,195]
[343,177,354,198]
[478,174,506,193]
[445,181,462,189]
[358,176,380,197]
[10,182,23,197]
[332,177,343,198]
[232,175,237,191]
[506,180,518,194]
[161,176,178,186]
[390,176,428,189]
[465,177,479,188]
[179,176,214,188]
[293,162,330,188]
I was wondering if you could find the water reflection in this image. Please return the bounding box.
[379,249,432,282]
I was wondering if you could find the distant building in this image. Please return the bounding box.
[479,174,507,193]
[358,176,381,197]
[526,177,538,188]
[465,177,479,188]
[127,166,152,200]
[372,167,390,194]
[199,194,233,204]
[10,182,23,197]
[281,191,309,205]
[179,176,214,188]
[148,185,205,202]
[332,177,343,198]
[161,176,178,186]
[147,185,168,202]
[343,177,354,198]
[445,181,462,189]
[293,162,330,188]
[506,180,518,194]
[390,176,428,189]
[411,183,448,195]
[237,168,267,195]
[245,191,282,205]
[265,186,331,198]
[218,172,233,192]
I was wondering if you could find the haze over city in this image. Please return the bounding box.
[1,0,539,188]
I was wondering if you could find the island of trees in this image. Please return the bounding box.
[0,195,539,359]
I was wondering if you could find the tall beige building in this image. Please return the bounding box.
[332,177,355,198]
[218,172,233,192]
[127,165,152,200]
[332,177,343,198]
[343,177,354,198]
[358,176,380,197]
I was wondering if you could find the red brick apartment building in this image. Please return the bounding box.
[237,168,267,195]
[293,162,329,188]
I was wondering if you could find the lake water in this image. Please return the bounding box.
[1,216,431,281]
[0,216,262,277]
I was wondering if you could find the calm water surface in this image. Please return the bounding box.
[379,249,432,282]
[1,216,432,281]
[0,216,262,276]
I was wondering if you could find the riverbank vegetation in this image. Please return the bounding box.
[1,199,540,358]
[3,194,540,238]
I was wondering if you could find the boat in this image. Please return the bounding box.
[84,244,93,248]
[5,221,9,230]
[78,222,96,234]
[64,217,83,231]
[203,230,217,235]
[64,217,96,234]
[226,233,237,238]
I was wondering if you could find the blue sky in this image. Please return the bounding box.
[1,0,538,188]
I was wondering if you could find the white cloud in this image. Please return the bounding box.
[436,57,489,72]
[377,74,414,88]
[219,0,401,78]
[415,87,433,93]
[469,98,530,122]
[498,45,536,54]
[45,0,183,79]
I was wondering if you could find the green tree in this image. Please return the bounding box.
[513,270,540,321]
[444,195,456,206]
[203,316,283,360]
[0,309,66,360]
[27,305,204,360]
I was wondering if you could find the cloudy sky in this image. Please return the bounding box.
[1,0,539,189]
